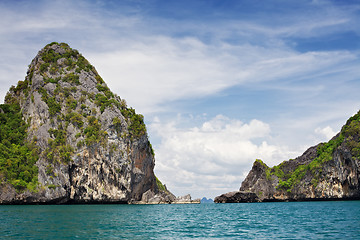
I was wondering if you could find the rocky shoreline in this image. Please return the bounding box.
[214,190,360,203]
[133,193,200,204]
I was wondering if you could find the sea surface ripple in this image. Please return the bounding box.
[1,201,359,239]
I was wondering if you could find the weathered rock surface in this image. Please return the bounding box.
[137,188,176,204]
[0,42,173,204]
[216,110,360,203]
[214,191,259,203]
[134,191,200,204]
[173,194,201,204]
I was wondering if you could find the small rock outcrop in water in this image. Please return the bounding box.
[174,194,201,204]
[0,42,174,204]
[214,191,258,203]
[136,192,200,204]
[215,110,360,203]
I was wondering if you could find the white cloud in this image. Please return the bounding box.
[86,37,238,114]
[315,126,337,141]
[87,35,359,115]
[150,115,297,199]
[1,0,359,113]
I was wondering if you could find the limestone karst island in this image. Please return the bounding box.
[0,42,199,204]
[215,110,360,203]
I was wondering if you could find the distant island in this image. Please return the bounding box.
[201,197,214,203]
[215,110,360,203]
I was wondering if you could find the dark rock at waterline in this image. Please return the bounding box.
[214,191,259,203]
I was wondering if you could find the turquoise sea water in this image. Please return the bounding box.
[1,201,360,239]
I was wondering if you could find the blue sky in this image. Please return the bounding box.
[1,0,360,199]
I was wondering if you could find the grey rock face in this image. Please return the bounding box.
[238,145,360,202]
[238,159,278,201]
[0,42,166,204]
[237,114,360,202]
[136,191,200,204]
[138,189,176,204]
[173,194,201,204]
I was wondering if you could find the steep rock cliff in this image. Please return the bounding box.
[215,110,360,203]
[0,42,169,204]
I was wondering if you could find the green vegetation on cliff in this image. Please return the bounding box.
[39,43,148,142]
[0,103,39,191]
[33,42,148,164]
[343,110,360,158]
[46,126,74,164]
[40,42,94,75]
[121,107,147,139]
[265,110,360,193]
[156,176,166,192]
[84,116,107,146]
